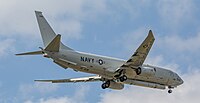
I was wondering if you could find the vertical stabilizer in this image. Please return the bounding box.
[35,11,73,50]
[45,34,61,52]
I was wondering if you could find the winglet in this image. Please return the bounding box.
[136,30,155,52]
[44,34,61,52]
[148,30,154,39]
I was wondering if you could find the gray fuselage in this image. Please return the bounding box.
[47,49,183,89]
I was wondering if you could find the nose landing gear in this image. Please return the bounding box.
[168,89,172,93]
[168,86,174,94]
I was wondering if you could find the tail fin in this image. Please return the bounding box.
[35,11,73,51]
[44,34,61,52]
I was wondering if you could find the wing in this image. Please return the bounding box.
[115,30,155,77]
[122,30,155,68]
[35,75,102,83]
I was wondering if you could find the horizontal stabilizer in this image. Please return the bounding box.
[15,50,43,56]
[44,34,61,52]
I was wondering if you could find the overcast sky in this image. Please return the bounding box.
[0,0,200,103]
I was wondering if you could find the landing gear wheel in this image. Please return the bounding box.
[119,75,127,82]
[101,81,110,89]
[101,83,107,89]
[136,67,142,75]
[168,89,172,94]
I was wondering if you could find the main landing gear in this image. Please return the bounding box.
[114,69,128,82]
[114,73,128,82]
[119,75,127,82]
[102,81,110,89]
[118,67,141,82]
[114,67,142,83]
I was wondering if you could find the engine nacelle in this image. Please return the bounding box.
[139,66,156,76]
[108,81,124,90]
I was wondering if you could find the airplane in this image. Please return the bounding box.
[16,11,183,94]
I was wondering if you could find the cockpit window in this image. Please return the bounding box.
[174,73,182,81]
[177,77,181,81]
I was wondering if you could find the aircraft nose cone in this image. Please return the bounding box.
[177,77,184,85]
[180,79,184,85]
[176,74,184,85]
